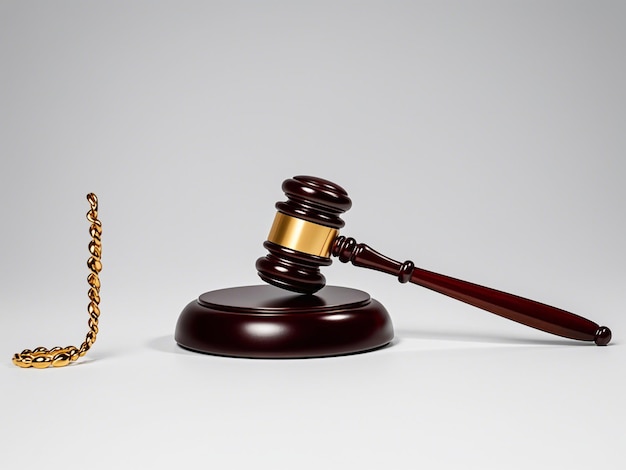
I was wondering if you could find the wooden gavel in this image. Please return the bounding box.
[256,175,612,346]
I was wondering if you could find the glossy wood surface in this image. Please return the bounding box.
[276,175,352,228]
[175,285,394,358]
[332,236,611,345]
[256,176,353,294]
[255,176,611,345]
[256,241,330,294]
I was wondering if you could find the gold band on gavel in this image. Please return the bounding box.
[267,212,339,258]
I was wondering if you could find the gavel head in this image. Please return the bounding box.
[255,175,352,294]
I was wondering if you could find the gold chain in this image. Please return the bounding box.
[12,193,103,368]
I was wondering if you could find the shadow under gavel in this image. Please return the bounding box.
[256,175,611,346]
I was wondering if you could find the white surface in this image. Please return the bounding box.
[1,2,625,469]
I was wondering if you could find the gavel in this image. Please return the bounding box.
[256,175,612,346]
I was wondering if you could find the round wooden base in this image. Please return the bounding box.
[175,285,394,358]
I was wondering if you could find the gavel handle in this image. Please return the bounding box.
[331,236,611,345]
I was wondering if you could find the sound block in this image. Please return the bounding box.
[175,285,394,358]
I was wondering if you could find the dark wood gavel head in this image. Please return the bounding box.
[255,175,352,294]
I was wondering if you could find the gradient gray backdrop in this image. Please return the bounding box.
[1,2,624,469]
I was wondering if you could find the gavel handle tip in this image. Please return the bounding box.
[594,326,612,346]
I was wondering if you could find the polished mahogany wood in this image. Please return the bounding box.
[277,175,352,228]
[175,285,394,358]
[255,175,612,346]
[332,236,611,346]
[256,176,351,294]
[256,241,332,294]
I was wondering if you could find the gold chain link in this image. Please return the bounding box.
[12,193,102,368]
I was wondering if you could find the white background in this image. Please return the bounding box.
[1,2,624,469]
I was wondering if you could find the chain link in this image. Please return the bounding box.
[12,193,102,368]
